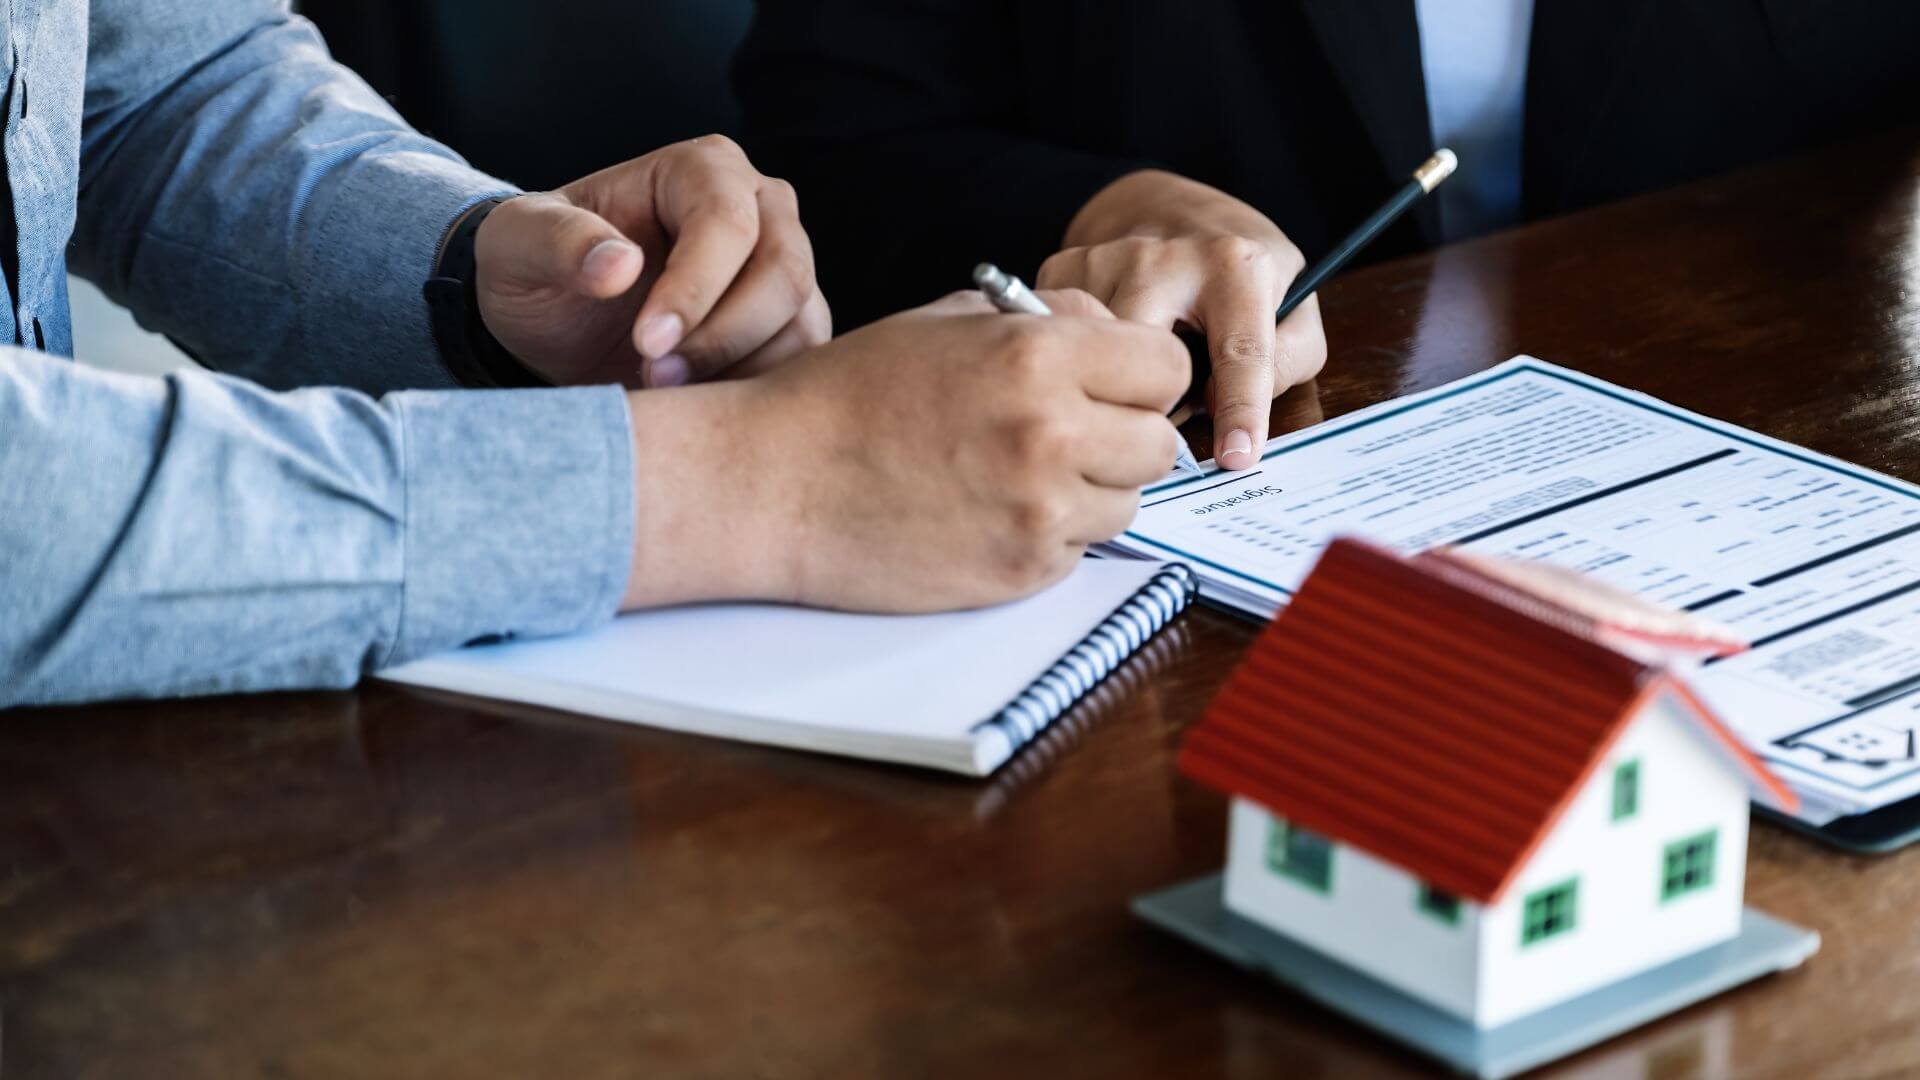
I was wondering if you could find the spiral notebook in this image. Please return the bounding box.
[380,559,1195,776]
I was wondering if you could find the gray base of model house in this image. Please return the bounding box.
[1134,873,1819,1079]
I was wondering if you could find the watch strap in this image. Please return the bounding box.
[425,195,548,389]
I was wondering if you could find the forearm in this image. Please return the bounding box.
[0,352,631,707]
[73,1,514,393]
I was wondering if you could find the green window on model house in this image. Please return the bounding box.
[1416,883,1461,926]
[1266,819,1334,893]
[1521,878,1578,947]
[1661,830,1718,902]
[1612,759,1640,821]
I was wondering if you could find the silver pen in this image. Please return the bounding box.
[972,263,1205,479]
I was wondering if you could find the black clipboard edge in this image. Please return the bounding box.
[1756,798,1920,855]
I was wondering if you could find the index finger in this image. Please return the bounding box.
[1198,272,1280,470]
[632,191,761,360]
[669,181,818,378]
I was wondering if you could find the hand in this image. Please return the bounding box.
[473,135,832,389]
[1039,169,1327,470]
[618,290,1190,612]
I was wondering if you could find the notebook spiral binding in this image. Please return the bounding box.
[980,563,1198,751]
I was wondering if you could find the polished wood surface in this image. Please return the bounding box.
[9,131,1920,1079]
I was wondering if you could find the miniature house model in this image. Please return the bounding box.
[1179,537,1799,1030]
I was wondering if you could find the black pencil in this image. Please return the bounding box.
[1276,148,1457,322]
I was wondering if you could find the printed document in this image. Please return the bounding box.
[1106,358,1920,818]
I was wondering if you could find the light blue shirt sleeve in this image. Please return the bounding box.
[70,0,510,394]
[0,0,638,707]
[0,352,635,707]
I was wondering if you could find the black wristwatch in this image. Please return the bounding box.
[424,195,549,388]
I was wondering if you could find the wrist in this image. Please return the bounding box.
[425,194,546,389]
[620,379,806,609]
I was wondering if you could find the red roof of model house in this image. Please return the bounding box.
[1179,537,1797,905]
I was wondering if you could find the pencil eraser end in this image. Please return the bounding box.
[1417,149,1458,192]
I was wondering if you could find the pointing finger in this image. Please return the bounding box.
[631,187,761,367]
[669,179,819,380]
[1197,260,1279,470]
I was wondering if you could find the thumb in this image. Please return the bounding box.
[480,193,644,301]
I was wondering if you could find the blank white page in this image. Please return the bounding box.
[382,558,1166,743]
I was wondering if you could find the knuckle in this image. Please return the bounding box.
[1205,233,1267,266]
[933,288,990,317]
[1037,249,1082,287]
[692,132,744,159]
[1009,490,1072,544]
[1213,390,1266,419]
[1277,241,1307,277]
[1009,414,1074,466]
[1213,329,1272,369]
[1089,235,1157,268]
[1107,276,1160,316]
[1045,287,1109,320]
[762,176,798,204]
[996,323,1056,382]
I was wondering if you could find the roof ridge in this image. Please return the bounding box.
[1327,541,1651,685]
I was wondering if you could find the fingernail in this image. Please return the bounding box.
[582,239,634,281]
[646,354,691,389]
[639,313,685,359]
[1221,429,1255,466]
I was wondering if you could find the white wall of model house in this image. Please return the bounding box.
[1225,797,1484,1014]
[1477,692,1749,1026]
[1222,689,1750,1029]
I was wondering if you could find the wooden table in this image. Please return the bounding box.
[7,130,1920,1080]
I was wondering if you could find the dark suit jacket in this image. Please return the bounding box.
[302,0,754,191]
[736,0,1920,330]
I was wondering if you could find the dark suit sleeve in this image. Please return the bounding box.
[735,0,1158,329]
